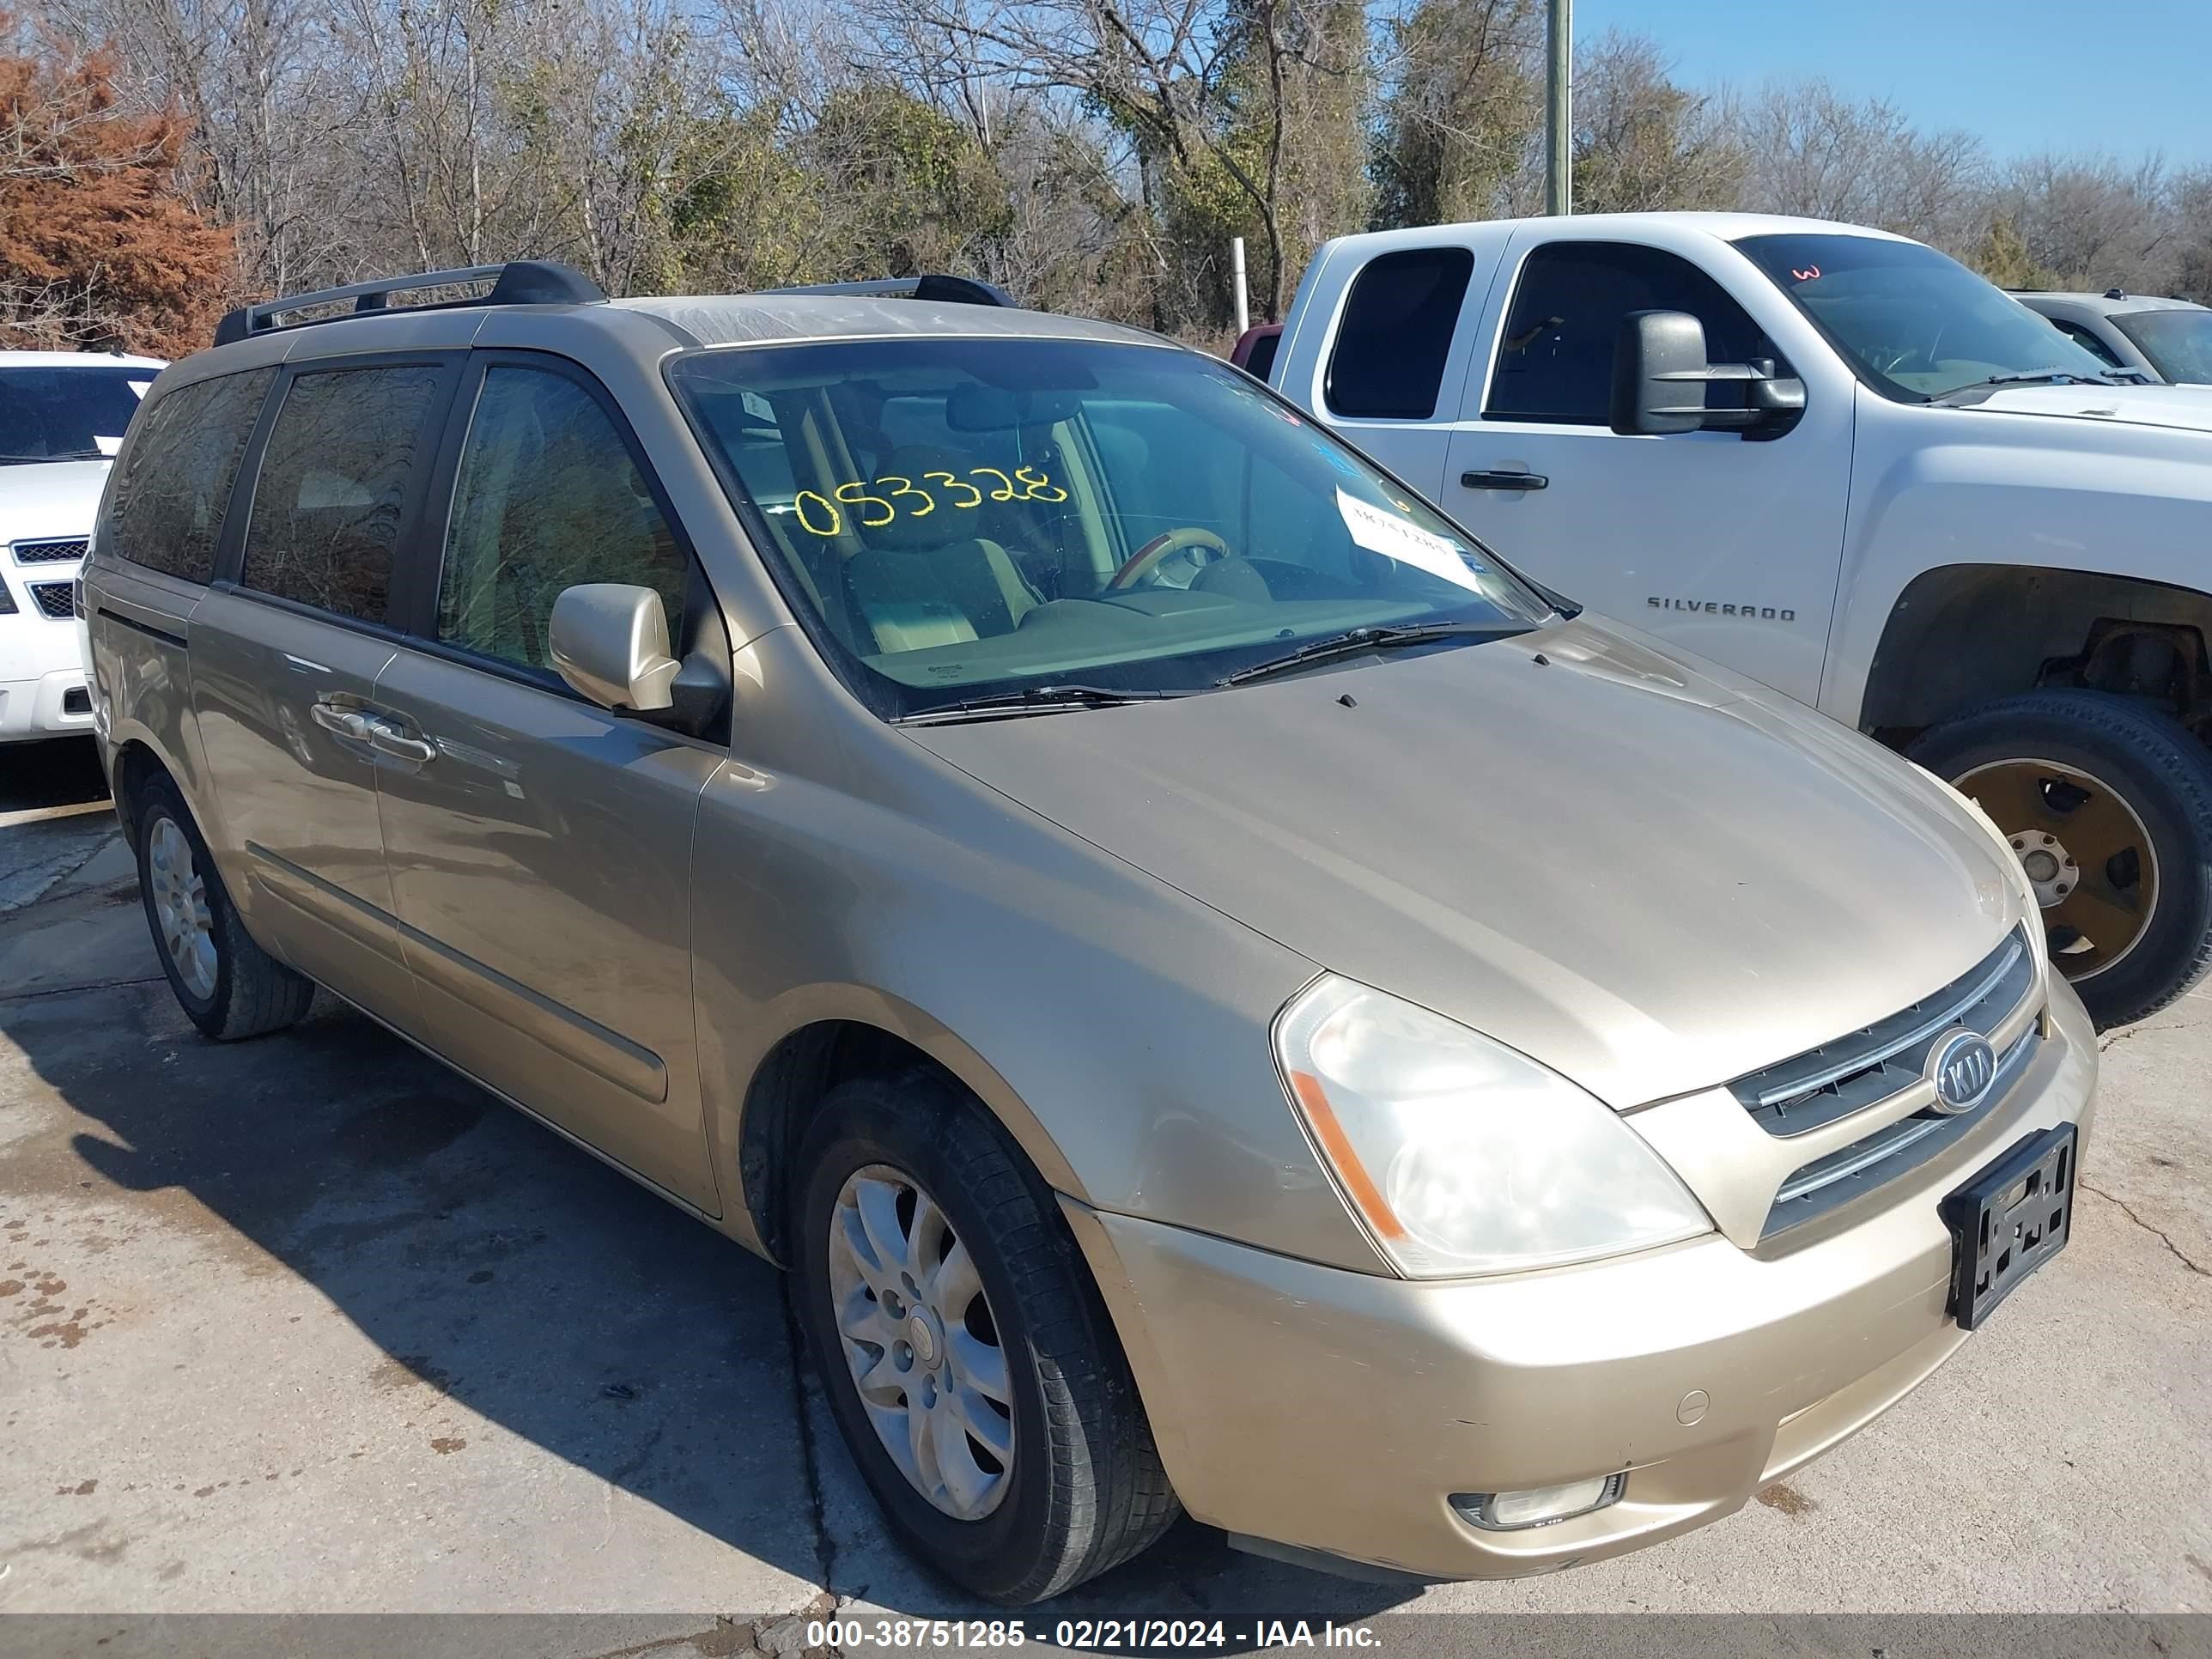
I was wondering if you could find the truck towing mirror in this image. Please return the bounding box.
[1611,309,1806,438]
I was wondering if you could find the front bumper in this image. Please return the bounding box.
[0,667,94,742]
[1064,976,2097,1582]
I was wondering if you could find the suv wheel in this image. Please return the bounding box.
[788,1070,1178,1603]
[133,775,317,1040]
[1911,690,2212,1028]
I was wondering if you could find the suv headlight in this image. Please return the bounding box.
[1274,975,1711,1278]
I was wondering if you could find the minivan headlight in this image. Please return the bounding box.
[1273,975,1711,1278]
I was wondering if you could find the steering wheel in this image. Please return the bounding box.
[1107,527,1231,592]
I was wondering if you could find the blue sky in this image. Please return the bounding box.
[1577,0,2212,166]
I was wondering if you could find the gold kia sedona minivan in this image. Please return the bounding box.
[84,262,2096,1602]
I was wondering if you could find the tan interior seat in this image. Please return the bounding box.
[843,446,1040,654]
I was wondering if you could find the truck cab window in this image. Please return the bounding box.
[1326,246,1476,420]
[1487,241,1789,425]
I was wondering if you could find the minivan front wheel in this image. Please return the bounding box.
[132,775,316,1041]
[1911,690,2212,1029]
[788,1071,1177,1602]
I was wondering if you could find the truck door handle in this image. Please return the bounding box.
[363,717,436,764]
[1461,470,1548,492]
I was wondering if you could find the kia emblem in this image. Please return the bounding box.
[1928,1030,1998,1116]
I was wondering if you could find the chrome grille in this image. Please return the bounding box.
[1730,927,2045,1241]
[1732,928,2037,1136]
[29,580,75,619]
[12,537,88,564]
[1761,1024,2040,1237]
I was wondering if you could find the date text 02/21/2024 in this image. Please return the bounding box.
[805,1619,1384,1650]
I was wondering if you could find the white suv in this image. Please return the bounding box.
[2,349,166,742]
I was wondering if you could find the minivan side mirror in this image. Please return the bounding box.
[1610,309,1807,438]
[549,583,682,712]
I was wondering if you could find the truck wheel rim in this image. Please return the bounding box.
[147,814,219,1000]
[826,1164,1014,1521]
[1955,757,2159,981]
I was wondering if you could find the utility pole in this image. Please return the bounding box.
[1545,0,1572,216]
[1231,237,1250,334]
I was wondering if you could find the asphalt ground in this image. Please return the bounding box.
[2,734,2207,1658]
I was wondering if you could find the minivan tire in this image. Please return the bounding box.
[132,775,317,1041]
[1910,690,2212,1029]
[788,1070,1178,1603]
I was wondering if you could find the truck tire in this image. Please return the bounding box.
[134,773,317,1041]
[787,1069,1178,1603]
[1910,690,2212,1029]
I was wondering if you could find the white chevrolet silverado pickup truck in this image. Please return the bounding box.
[1269,211,2212,1027]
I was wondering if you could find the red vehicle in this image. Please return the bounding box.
[1229,322,1282,380]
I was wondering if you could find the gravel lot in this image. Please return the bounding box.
[2,736,2208,1655]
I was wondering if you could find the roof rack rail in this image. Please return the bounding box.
[767,274,1015,308]
[214,260,605,347]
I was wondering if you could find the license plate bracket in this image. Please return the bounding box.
[1940,1123,2076,1331]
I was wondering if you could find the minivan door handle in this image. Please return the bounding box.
[1461,470,1548,492]
[362,716,436,765]
[309,700,373,741]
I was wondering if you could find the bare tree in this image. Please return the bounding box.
[1996,153,2178,294]
[1570,31,1742,214]
[1735,76,1987,252]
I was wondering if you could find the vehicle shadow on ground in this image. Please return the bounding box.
[0,736,109,817]
[0,882,1411,1638]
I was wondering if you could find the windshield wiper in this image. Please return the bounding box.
[895,684,1200,726]
[1217,623,1524,689]
[1932,368,2136,401]
[0,449,109,464]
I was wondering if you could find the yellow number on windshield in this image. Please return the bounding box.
[970,466,1018,502]
[793,489,842,537]
[879,475,935,517]
[925,471,983,508]
[835,481,895,527]
[1014,466,1066,503]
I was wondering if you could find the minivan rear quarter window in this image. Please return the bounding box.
[240,365,444,625]
[103,369,273,582]
[1325,247,1475,420]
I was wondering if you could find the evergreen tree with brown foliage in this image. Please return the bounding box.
[2,16,234,357]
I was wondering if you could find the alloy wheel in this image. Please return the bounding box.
[147,813,218,1000]
[825,1164,1015,1521]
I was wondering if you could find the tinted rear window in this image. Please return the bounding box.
[1325,247,1474,420]
[240,366,444,625]
[102,370,273,582]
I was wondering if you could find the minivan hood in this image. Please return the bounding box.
[1958,381,2212,434]
[907,620,2024,1109]
[0,458,110,542]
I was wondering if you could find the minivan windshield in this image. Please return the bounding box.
[1735,233,2125,401]
[0,364,152,464]
[2112,309,2212,385]
[669,338,1549,717]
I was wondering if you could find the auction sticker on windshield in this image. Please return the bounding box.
[1337,487,1486,588]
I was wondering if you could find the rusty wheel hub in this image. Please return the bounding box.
[1955,757,2158,981]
